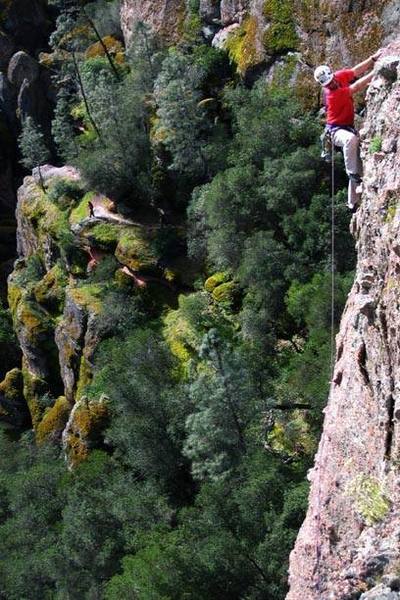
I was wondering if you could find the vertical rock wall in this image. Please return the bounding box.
[288,43,400,600]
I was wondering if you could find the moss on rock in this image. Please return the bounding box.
[33,263,68,313]
[75,356,93,401]
[263,0,298,55]
[225,16,261,75]
[36,396,70,444]
[69,284,104,314]
[22,366,49,428]
[64,395,109,466]
[204,272,229,293]
[346,474,391,526]
[84,222,123,250]
[115,228,158,273]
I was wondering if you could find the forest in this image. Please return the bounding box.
[0,0,357,598]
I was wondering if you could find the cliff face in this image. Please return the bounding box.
[0,0,54,295]
[288,42,400,600]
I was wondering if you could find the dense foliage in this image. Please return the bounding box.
[5,1,356,598]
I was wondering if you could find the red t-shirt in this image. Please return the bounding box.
[324,69,356,126]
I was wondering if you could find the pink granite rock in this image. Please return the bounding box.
[287,41,400,600]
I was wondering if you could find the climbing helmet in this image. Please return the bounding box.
[314,65,334,86]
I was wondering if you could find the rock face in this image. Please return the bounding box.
[287,43,400,600]
[120,0,187,46]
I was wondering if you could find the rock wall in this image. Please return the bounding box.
[287,42,400,600]
[120,0,187,46]
[0,0,54,296]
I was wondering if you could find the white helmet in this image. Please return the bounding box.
[314,65,334,86]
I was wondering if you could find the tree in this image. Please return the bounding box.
[18,117,50,189]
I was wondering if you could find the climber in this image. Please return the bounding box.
[314,48,383,210]
[88,200,95,218]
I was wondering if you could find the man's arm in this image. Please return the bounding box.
[351,49,383,78]
[350,71,374,95]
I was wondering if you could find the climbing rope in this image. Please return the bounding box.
[330,145,335,376]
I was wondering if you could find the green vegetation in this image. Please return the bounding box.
[0,4,357,599]
[263,0,298,55]
[369,135,382,153]
[346,475,391,526]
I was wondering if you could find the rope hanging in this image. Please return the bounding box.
[330,147,335,375]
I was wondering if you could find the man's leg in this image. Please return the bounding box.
[332,129,362,209]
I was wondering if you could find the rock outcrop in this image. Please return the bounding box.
[288,42,400,599]
[120,0,187,46]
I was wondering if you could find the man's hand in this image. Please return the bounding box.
[371,48,383,63]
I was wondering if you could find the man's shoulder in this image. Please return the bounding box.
[334,69,356,85]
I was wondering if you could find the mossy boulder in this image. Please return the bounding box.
[115,228,159,273]
[36,396,70,444]
[63,395,109,467]
[83,222,123,251]
[22,365,49,428]
[204,272,229,293]
[18,177,70,250]
[33,263,68,313]
[0,368,30,428]
[225,16,263,76]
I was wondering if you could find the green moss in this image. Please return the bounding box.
[69,284,104,314]
[64,396,109,466]
[22,367,49,428]
[384,193,400,224]
[84,222,123,249]
[225,16,260,75]
[204,272,229,293]
[33,263,68,313]
[17,300,53,344]
[369,136,382,153]
[346,474,390,526]
[0,368,23,402]
[36,396,70,444]
[212,281,237,307]
[115,228,158,273]
[263,0,298,55]
[75,356,93,401]
[7,283,22,318]
[20,180,70,241]
[69,191,96,225]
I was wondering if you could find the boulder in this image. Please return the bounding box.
[8,51,39,89]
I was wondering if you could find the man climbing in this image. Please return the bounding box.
[314,49,383,210]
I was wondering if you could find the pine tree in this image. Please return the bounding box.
[18,117,50,189]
